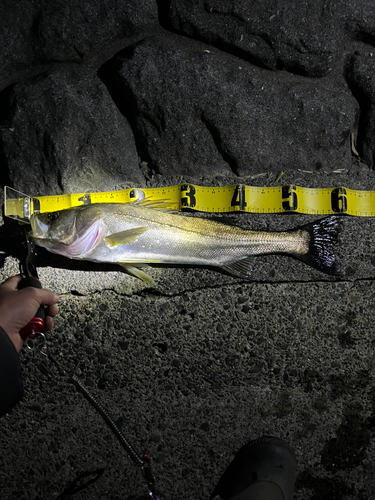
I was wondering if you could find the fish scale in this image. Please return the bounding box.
[84,205,306,264]
[30,200,341,284]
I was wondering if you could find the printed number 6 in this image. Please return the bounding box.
[331,188,347,213]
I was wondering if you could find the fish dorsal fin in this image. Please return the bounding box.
[132,197,178,212]
[119,263,154,284]
[220,257,255,278]
[105,227,148,247]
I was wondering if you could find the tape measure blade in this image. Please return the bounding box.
[347,189,375,216]
[297,187,333,215]
[7,183,375,218]
[247,186,283,213]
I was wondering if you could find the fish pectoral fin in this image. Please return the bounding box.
[220,257,256,278]
[119,264,154,284]
[104,227,148,247]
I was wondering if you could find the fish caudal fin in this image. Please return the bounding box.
[297,216,341,275]
[220,216,341,279]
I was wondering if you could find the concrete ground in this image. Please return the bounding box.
[1,168,375,500]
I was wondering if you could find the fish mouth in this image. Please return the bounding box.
[30,215,49,239]
[30,214,77,246]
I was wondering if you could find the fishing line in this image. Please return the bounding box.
[30,343,160,499]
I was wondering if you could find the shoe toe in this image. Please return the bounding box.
[210,436,296,500]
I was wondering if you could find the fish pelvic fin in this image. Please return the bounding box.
[220,257,255,278]
[296,216,341,275]
[105,227,148,247]
[119,263,154,284]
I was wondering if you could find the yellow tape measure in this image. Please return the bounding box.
[4,184,375,222]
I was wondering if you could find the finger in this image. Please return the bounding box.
[45,316,54,331]
[34,288,60,307]
[1,275,22,290]
[47,304,59,318]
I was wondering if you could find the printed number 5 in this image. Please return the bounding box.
[282,186,298,211]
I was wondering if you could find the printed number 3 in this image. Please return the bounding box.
[181,185,196,208]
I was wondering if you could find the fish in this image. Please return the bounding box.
[29,199,341,283]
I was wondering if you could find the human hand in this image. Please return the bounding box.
[0,275,59,352]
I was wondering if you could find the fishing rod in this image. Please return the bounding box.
[18,230,160,499]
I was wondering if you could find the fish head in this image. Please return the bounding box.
[30,205,104,258]
[31,209,77,244]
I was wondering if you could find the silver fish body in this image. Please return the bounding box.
[30,201,341,282]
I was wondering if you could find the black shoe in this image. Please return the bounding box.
[210,436,296,500]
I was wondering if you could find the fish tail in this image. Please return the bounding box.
[297,216,341,275]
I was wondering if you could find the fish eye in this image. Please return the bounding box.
[49,213,59,222]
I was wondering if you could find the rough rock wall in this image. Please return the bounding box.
[1,0,375,194]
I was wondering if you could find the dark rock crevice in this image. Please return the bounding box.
[200,113,240,177]
[98,49,161,174]
[345,50,375,168]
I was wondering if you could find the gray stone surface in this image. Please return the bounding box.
[162,0,346,77]
[33,0,159,67]
[1,280,375,499]
[101,32,357,177]
[0,0,159,92]
[0,0,40,92]
[1,1,375,499]
[0,66,143,195]
[162,0,375,77]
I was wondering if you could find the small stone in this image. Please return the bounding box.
[237,296,248,304]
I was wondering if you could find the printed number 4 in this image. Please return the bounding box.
[282,186,298,211]
[231,185,247,210]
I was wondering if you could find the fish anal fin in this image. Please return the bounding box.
[120,264,154,284]
[220,257,255,278]
[105,227,148,247]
